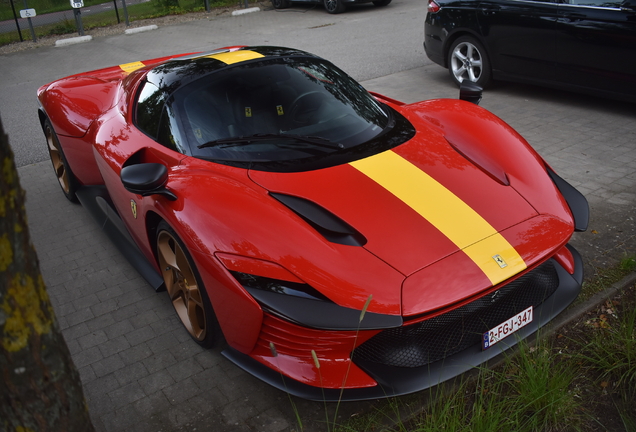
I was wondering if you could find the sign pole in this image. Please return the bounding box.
[70,0,85,35]
[10,0,24,42]
[121,0,129,26]
[22,0,36,42]
[113,0,120,24]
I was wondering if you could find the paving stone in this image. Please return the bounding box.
[118,343,154,366]
[78,330,109,350]
[126,326,158,349]
[72,345,104,369]
[139,370,176,395]
[167,357,204,382]
[108,381,147,410]
[142,351,178,375]
[100,404,139,432]
[92,354,126,378]
[162,377,202,405]
[132,391,172,418]
[99,335,133,357]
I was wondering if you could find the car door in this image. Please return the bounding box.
[477,0,560,82]
[93,80,188,262]
[555,0,636,100]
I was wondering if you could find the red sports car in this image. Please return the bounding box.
[37,46,588,400]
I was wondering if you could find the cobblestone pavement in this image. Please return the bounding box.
[11,12,636,432]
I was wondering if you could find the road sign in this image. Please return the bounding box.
[70,0,84,8]
[20,8,37,18]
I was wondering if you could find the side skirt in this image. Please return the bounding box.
[76,186,165,292]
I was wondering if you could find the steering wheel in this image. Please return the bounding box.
[288,91,328,126]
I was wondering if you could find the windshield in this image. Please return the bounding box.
[167,56,404,168]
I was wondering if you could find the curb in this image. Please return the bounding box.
[232,6,260,15]
[125,25,158,35]
[55,35,92,47]
[548,270,636,333]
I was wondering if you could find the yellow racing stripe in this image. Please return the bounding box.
[119,61,145,74]
[206,50,265,64]
[349,150,526,285]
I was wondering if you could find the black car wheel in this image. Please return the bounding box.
[448,36,492,88]
[156,221,221,348]
[373,0,391,6]
[43,118,79,202]
[271,0,290,9]
[324,0,345,13]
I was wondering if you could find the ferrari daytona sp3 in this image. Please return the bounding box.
[37,46,589,400]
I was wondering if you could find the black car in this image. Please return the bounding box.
[271,0,391,14]
[424,0,636,101]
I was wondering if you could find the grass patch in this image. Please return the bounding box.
[1,0,256,46]
[398,340,583,432]
[1,0,123,21]
[581,254,636,300]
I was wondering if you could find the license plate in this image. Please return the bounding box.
[482,306,533,350]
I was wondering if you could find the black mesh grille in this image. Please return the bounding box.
[355,261,559,368]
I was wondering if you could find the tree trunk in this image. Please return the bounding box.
[0,115,95,432]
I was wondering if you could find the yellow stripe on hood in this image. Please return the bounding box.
[206,50,265,64]
[119,61,145,74]
[349,150,526,286]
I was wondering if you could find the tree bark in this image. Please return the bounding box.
[0,115,95,432]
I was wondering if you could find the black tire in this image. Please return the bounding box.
[271,0,290,9]
[373,0,391,6]
[156,221,221,348]
[324,0,345,13]
[447,36,492,88]
[43,118,79,202]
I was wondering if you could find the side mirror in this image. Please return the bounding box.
[459,81,483,105]
[622,0,635,11]
[121,163,177,201]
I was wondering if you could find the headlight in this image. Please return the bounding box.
[231,271,402,331]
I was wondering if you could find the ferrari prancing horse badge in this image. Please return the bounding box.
[130,199,137,219]
[492,254,507,269]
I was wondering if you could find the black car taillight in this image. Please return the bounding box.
[427,0,440,12]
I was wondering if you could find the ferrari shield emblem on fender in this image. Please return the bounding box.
[493,254,507,269]
[130,199,137,219]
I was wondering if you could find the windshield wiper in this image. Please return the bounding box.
[197,133,344,150]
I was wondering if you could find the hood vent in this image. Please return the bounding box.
[271,193,367,247]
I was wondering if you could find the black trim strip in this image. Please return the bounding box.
[246,287,403,331]
[222,245,583,401]
[76,186,165,292]
[547,167,589,232]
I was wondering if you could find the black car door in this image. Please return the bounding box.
[477,0,560,82]
[555,0,636,100]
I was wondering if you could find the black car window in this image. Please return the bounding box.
[135,81,168,139]
[164,56,414,172]
[156,103,187,154]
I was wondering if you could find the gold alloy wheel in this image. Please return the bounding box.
[157,231,207,341]
[45,124,71,194]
